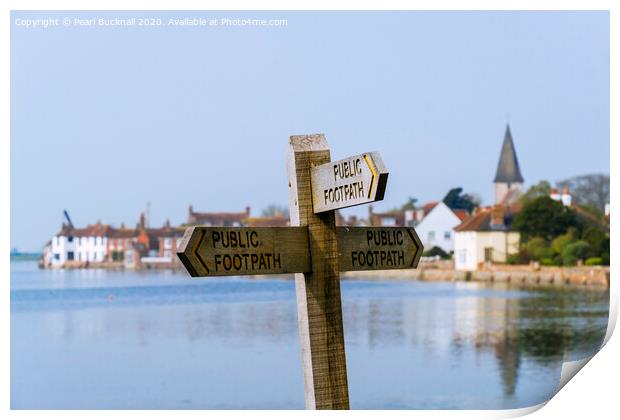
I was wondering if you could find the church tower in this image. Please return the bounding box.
[494,124,524,204]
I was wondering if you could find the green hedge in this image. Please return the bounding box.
[585,257,603,266]
[561,241,592,266]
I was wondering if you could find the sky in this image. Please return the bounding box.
[10,11,609,251]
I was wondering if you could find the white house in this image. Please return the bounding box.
[453,207,521,270]
[414,201,468,253]
[49,223,109,267]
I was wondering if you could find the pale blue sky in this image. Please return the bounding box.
[11,11,609,251]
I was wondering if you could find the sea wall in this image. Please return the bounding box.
[343,261,610,288]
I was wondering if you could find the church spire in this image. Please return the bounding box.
[494,124,524,184]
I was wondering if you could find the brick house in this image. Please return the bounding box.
[187,205,251,227]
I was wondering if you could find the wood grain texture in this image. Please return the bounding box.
[287,134,350,410]
[310,151,389,213]
[336,226,424,272]
[176,226,310,277]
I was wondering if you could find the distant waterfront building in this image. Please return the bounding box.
[414,202,468,253]
[335,212,365,227]
[49,222,110,267]
[367,205,406,226]
[44,212,185,269]
[454,125,524,270]
[493,125,524,204]
[188,205,251,227]
[453,206,521,270]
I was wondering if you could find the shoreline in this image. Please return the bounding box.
[24,259,610,289]
[341,266,610,288]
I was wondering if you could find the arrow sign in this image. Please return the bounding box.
[177,226,310,277]
[336,227,424,272]
[178,225,424,277]
[310,151,388,213]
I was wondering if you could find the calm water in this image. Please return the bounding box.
[11,261,608,409]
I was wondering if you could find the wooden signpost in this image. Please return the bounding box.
[177,227,310,277]
[336,227,423,272]
[177,134,423,410]
[311,151,388,214]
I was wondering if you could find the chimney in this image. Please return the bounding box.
[561,186,572,207]
[165,219,171,228]
[120,222,125,230]
[245,206,251,216]
[188,205,194,224]
[139,213,146,229]
[491,205,505,228]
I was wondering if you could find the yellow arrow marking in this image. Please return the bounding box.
[364,154,377,199]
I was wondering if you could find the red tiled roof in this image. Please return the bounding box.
[57,223,112,237]
[146,227,186,238]
[454,205,521,232]
[454,209,492,232]
[108,228,139,239]
[422,201,439,214]
[452,209,469,222]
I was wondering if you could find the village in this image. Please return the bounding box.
[39,126,610,287]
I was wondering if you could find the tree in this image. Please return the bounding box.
[400,197,418,211]
[512,196,577,241]
[261,204,289,219]
[524,237,553,261]
[422,246,450,259]
[520,180,552,203]
[561,241,592,266]
[551,229,577,254]
[557,174,609,211]
[442,187,480,213]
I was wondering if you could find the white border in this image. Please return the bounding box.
[3,1,617,419]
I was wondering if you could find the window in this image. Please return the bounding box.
[54,253,60,261]
[428,231,435,241]
[68,236,74,242]
[67,251,74,261]
[444,231,451,240]
[484,247,493,262]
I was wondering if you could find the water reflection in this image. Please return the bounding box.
[11,262,608,409]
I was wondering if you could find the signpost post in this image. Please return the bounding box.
[177,133,423,410]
